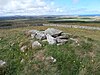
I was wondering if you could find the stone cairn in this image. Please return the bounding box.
[26,28,72,46]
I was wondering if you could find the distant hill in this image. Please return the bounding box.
[0,16,40,20]
[0,15,62,20]
[79,14,100,16]
[0,14,100,20]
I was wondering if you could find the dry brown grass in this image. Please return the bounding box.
[1,26,100,41]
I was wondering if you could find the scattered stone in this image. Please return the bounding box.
[0,60,6,67]
[70,38,78,43]
[20,59,25,63]
[32,41,42,49]
[42,39,47,42]
[46,56,56,63]
[56,39,68,44]
[45,28,63,37]
[57,43,63,46]
[53,59,57,63]
[20,45,27,52]
[28,30,39,34]
[0,60,7,75]
[61,33,72,37]
[46,34,57,45]
[25,30,39,37]
[56,35,68,39]
[31,34,36,39]
[19,42,24,47]
[25,53,28,56]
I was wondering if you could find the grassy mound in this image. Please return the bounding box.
[0,26,100,75]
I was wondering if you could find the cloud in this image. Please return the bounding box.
[73,0,79,4]
[0,0,64,16]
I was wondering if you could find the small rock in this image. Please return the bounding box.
[28,30,39,34]
[25,53,28,56]
[46,34,57,45]
[0,60,6,67]
[20,59,25,63]
[53,59,57,63]
[32,41,42,49]
[45,28,63,37]
[31,34,36,39]
[57,43,63,46]
[20,45,27,52]
[42,39,47,42]
[46,56,56,63]
[70,38,78,43]
[61,33,72,38]
[56,39,68,44]
[56,35,69,39]
[0,60,6,74]
[25,30,39,37]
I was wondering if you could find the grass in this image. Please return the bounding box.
[48,22,100,27]
[50,27,100,41]
[0,26,100,75]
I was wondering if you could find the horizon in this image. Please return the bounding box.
[0,0,100,16]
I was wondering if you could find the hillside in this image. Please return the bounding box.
[0,26,100,75]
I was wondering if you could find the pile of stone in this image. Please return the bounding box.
[0,60,6,74]
[26,28,71,45]
[0,60,6,67]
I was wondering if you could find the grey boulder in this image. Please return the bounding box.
[35,31,46,40]
[46,34,57,45]
[56,39,68,44]
[25,30,39,37]
[45,28,63,37]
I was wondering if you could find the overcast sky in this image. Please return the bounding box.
[0,0,100,16]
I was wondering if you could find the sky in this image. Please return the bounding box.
[0,0,100,16]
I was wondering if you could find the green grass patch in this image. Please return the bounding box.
[0,26,100,75]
